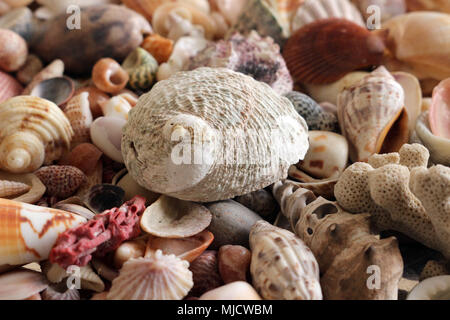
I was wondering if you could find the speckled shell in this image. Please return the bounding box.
[0,198,86,266]
[0,96,73,173]
[291,0,364,33]
[337,67,409,162]
[285,91,338,131]
[249,220,322,300]
[107,250,193,300]
[35,165,86,198]
[188,31,293,95]
[122,67,309,202]
[228,0,288,47]
[31,5,152,75]
[122,48,158,92]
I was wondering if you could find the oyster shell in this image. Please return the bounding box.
[122,67,309,202]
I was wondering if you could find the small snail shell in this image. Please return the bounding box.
[92,58,129,94]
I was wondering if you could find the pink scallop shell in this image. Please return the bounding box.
[430,78,450,139]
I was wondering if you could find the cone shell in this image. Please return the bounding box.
[64,92,93,145]
[35,165,86,198]
[0,96,73,173]
[249,220,322,300]
[0,198,86,266]
[429,78,450,139]
[337,67,409,162]
[283,18,385,85]
[0,179,30,198]
[0,268,48,300]
[291,0,364,33]
[122,67,309,202]
[0,70,23,103]
[107,250,193,300]
[0,171,46,204]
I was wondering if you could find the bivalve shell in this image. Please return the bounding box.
[0,71,23,103]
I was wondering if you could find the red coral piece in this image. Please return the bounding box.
[49,196,147,269]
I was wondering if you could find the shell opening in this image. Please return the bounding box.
[378,108,410,154]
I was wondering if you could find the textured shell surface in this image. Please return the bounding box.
[337,66,409,162]
[0,171,46,204]
[35,165,86,198]
[0,179,30,198]
[291,0,365,33]
[107,250,193,300]
[122,47,159,92]
[122,67,309,202]
[0,198,86,266]
[188,31,293,95]
[64,92,93,145]
[0,96,73,173]
[0,70,23,103]
[249,220,322,300]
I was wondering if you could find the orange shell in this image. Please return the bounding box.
[92,58,129,95]
[283,18,385,85]
[141,34,174,64]
[58,143,103,175]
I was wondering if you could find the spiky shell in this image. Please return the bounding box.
[122,67,309,202]
[107,250,193,300]
[122,47,158,92]
[0,96,73,173]
[249,220,322,300]
[291,0,364,33]
[337,67,409,162]
[35,165,86,198]
[0,198,86,266]
[283,18,385,84]
[64,92,93,145]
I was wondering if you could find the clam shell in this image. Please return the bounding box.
[85,184,125,214]
[145,230,214,263]
[122,47,158,92]
[122,67,309,202]
[0,198,86,266]
[0,70,23,103]
[64,93,93,146]
[415,111,450,166]
[30,77,75,107]
[0,28,27,72]
[283,18,385,85]
[35,165,86,198]
[90,116,126,163]
[337,66,409,162]
[0,179,30,198]
[291,0,365,33]
[140,195,212,238]
[429,78,450,139]
[107,250,193,300]
[0,268,48,300]
[249,220,322,300]
[407,276,450,300]
[0,171,46,204]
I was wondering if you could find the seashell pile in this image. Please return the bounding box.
[0,0,449,302]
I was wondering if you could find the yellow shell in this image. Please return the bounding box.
[0,96,73,173]
[0,198,86,266]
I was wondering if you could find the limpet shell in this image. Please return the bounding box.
[140,195,212,238]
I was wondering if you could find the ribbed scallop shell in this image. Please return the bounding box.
[0,96,73,173]
[122,67,309,202]
[0,179,30,198]
[337,66,409,162]
[0,71,23,103]
[0,198,86,266]
[283,18,385,85]
[64,92,93,145]
[107,250,193,300]
[291,0,365,33]
[122,48,158,92]
[249,220,322,300]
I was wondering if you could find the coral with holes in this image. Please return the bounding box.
[272,180,403,300]
[334,143,450,259]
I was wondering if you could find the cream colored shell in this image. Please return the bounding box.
[122,67,309,202]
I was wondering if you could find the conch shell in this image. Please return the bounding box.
[122,67,309,202]
[0,198,86,266]
[0,96,73,173]
[337,66,409,162]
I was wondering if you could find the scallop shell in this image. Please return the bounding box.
[122,67,309,202]
[140,195,212,238]
[0,198,86,266]
[0,268,48,300]
[122,47,158,92]
[0,179,30,198]
[0,70,23,103]
[291,0,365,33]
[0,96,73,173]
[249,220,322,300]
[429,78,450,139]
[0,171,46,204]
[107,250,193,300]
[337,66,409,162]
[415,111,450,166]
[63,92,93,146]
[35,165,86,198]
[283,18,385,85]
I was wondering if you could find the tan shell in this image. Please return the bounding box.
[0,96,73,173]
[122,67,309,202]
[107,250,193,300]
[64,92,93,146]
[22,59,65,95]
[0,171,45,204]
[140,195,212,238]
[199,281,262,300]
[0,179,30,198]
[407,276,450,300]
[0,268,48,300]
[337,66,409,162]
[249,220,322,300]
